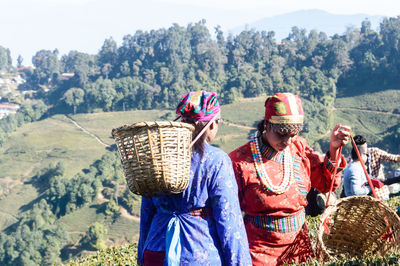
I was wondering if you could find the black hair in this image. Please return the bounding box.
[257,119,265,134]
[353,135,367,145]
[186,121,208,156]
[351,135,367,160]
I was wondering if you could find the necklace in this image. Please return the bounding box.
[249,132,294,194]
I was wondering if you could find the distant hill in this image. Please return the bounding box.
[229,9,384,40]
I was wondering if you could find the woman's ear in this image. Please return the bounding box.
[209,120,215,130]
[263,120,268,132]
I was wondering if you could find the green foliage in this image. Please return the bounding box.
[63,88,85,114]
[0,199,68,265]
[0,45,13,71]
[0,100,48,147]
[119,188,140,216]
[66,242,138,265]
[104,199,121,223]
[79,222,108,251]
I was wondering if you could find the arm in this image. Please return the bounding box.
[229,158,245,208]
[137,197,156,265]
[298,139,346,193]
[209,155,252,266]
[309,124,350,193]
[374,148,400,163]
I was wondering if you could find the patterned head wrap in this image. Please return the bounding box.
[176,91,220,122]
[264,93,304,134]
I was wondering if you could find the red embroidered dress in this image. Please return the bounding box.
[229,134,346,265]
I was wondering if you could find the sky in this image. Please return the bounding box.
[1,0,400,65]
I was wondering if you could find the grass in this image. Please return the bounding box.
[71,109,171,146]
[59,202,140,245]
[335,90,400,113]
[0,115,108,181]
[0,183,38,230]
[332,109,400,143]
[221,96,265,127]
[60,205,107,234]
[105,216,140,246]
[213,123,253,153]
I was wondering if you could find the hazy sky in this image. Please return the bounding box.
[1,0,400,65]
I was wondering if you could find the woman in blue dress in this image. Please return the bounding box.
[137,91,251,266]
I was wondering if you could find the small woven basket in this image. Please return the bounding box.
[111,121,194,197]
[316,195,400,261]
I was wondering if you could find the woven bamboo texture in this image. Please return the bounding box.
[316,195,400,260]
[112,121,194,197]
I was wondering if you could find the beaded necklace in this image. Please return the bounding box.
[249,132,294,194]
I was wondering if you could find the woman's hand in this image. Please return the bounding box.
[330,124,351,161]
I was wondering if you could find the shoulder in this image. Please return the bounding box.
[344,162,361,175]
[291,135,310,154]
[203,144,231,165]
[206,144,229,158]
[229,142,251,163]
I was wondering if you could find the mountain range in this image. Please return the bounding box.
[230,9,385,40]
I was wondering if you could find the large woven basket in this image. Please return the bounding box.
[111,121,194,197]
[316,195,400,260]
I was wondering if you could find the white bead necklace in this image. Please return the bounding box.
[250,132,294,194]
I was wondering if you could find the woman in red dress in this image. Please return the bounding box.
[229,93,351,265]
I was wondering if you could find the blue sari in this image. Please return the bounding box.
[138,144,251,266]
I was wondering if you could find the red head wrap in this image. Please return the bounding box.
[264,93,304,124]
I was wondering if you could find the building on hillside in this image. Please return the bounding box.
[0,104,20,119]
[16,65,35,71]
[61,73,75,79]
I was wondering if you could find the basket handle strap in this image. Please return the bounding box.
[325,145,343,207]
[188,115,218,150]
[350,134,378,199]
[173,115,218,150]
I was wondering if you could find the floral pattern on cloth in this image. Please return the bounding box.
[138,144,252,266]
[229,134,346,265]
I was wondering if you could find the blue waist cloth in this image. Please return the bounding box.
[163,208,212,266]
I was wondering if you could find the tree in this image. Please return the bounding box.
[104,199,120,223]
[17,55,23,68]
[87,78,117,111]
[98,37,118,78]
[32,49,60,85]
[0,45,12,71]
[61,51,97,87]
[62,88,85,114]
[80,222,108,251]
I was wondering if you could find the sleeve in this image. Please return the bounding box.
[137,197,156,264]
[346,168,372,196]
[374,148,400,163]
[229,155,245,208]
[209,154,252,266]
[301,141,347,193]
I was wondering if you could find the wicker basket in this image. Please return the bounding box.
[111,121,194,197]
[316,195,400,261]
